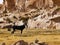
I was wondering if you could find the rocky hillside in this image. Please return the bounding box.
[0,0,60,29]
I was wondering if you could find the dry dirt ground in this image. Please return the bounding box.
[0,28,60,45]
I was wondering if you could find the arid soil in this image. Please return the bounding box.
[0,29,60,45]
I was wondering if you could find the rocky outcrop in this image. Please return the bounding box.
[0,0,60,12]
[0,0,60,29]
[53,0,60,6]
[4,0,16,12]
[0,4,5,13]
[3,0,54,12]
[27,6,60,29]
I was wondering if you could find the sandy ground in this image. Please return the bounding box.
[0,28,60,45]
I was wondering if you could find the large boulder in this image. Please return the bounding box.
[13,40,28,45]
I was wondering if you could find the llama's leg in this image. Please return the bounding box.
[8,28,11,31]
[11,28,15,34]
[21,30,23,34]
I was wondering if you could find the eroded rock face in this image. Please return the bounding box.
[53,0,60,6]
[2,0,60,12]
[16,0,26,12]
[3,0,54,12]
[0,0,60,29]
[25,0,54,10]
[5,0,16,11]
[0,4,5,13]
[3,0,59,12]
